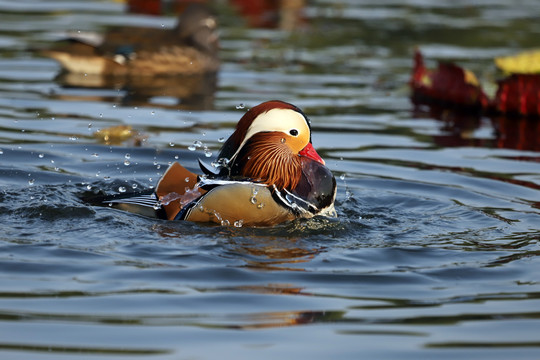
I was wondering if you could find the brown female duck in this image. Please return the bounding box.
[42,4,219,76]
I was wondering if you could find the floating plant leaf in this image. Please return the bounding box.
[410,50,488,109]
[495,50,540,74]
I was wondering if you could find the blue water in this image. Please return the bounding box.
[1,0,540,359]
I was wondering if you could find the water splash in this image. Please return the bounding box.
[234,220,244,228]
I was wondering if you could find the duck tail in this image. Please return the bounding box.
[82,189,166,219]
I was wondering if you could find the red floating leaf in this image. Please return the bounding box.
[410,50,488,110]
[492,74,540,117]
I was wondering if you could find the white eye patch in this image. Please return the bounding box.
[230,108,309,160]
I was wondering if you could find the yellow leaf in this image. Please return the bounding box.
[495,50,540,74]
[464,69,479,86]
[94,125,134,144]
[420,74,432,87]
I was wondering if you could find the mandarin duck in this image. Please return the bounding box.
[41,4,219,76]
[93,100,337,226]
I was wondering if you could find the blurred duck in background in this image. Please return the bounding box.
[41,4,218,110]
[42,4,219,76]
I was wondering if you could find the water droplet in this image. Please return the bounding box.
[194,140,203,148]
[69,136,78,141]
[132,183,138,189]
[236,103,245,109]
[218,137,225,143]
[125,153,131,159]
[118,186,127,193]
[153,202,161,210]
[91,153,99,157]
[124,160,130,166]
[156,164,161,170]
[169,142,175,147]
[340,174,346,180]
[188,145,196,151]
[204,150,212,158]
[86,184,92,190]
[103,176,111,181]
[234,220,244,228]
[151,111,155,116]
[280,138,286,143]
[185,177,190,182]
[0,149,3,155]
[174,155,179,160]
[257,203,265,209]
[161,24,165,28]
[38,153,44,158]
[250,196,257,204]
[252,188,259,195]
[221,219,230,226]
[28,179,35,185]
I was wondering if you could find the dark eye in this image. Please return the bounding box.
[289,129,299,136]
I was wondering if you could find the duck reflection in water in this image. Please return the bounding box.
[153,221,328,271]
[152,222,341,329]
[41,4,219,110]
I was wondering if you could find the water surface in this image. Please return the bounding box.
[1,0,540,359]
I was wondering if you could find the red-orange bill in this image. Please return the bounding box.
[299,142,325,165]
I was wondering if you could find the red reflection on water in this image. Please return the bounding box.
[413,103,540,152]
[492,115,540,152]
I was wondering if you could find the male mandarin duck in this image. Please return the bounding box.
[97,100,337,226]
[41,4,219,76]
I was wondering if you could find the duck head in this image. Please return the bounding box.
[174,4,219,56]
[216,100,325,191]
